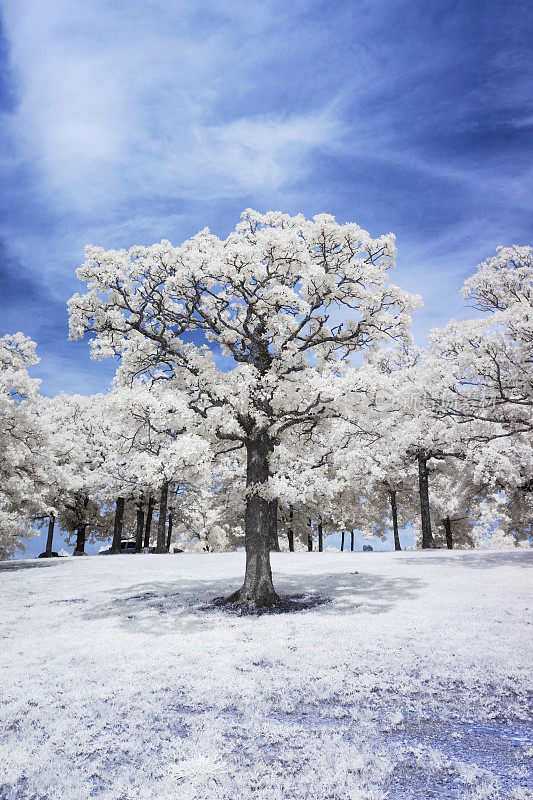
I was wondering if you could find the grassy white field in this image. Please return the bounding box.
[1,550,531,800]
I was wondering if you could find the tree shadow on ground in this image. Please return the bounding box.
[400,551,533,570]
[0,559,69,572]
[81,569,422,635]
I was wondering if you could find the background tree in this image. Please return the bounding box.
[428,245,533,544]
[0,334,50,558]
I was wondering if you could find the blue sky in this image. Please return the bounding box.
[1,0,532,396]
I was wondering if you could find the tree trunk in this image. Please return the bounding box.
[317,517,323,552]
[350,530,354,551]
[287,505,294,552]
[307,518,313,551]
[417,450,434,548]
[73,497,89,555]
[224,433,279,607]
[166,512,173,552]
[269,498,280,551]
[443,516,453,549]
[135,504,144,553]
[110,497,125,554]
[45,514,55,556]
[390,490,401,551]
[74,525,86,555]
[143,496,154,548]
[156,481,169,553]
[341,531,345,552]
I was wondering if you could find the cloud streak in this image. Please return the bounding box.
[2,0,344,213]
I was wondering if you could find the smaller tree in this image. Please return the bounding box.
[428,245,533,544]
[0,334,50,558]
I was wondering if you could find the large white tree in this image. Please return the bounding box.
[68,210,420,605]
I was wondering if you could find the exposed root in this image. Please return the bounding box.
[210,591,329,616]
[213,586,281,611]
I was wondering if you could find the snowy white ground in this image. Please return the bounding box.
[0,551,531,800]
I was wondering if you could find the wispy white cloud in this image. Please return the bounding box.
[2,0,343,217]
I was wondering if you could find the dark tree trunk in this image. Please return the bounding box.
[350,530,354,551]
[110,497,125,554]
[156,481,169,553]
[73,497,89,555]
[417,450,434,548]
[269,498,280,551]
[45,514,55,556]
[443,516,453,549]
[74,525,86,555]
[317,517,323,552]
[166,512,173,552]
[341,531,345,551]
[135,504,144,553]
[390,490,401,551]
[224,433,279,607]
[307,518,313,551]
[143,496,154,548]
[287,505,294,552]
